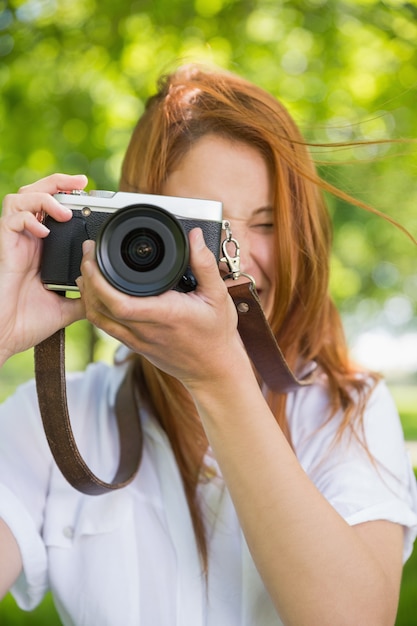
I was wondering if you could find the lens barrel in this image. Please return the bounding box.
[96,205,189,296]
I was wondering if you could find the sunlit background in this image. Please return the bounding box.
[0,1,416,622]
[1,0,417,385]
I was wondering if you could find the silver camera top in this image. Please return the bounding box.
[55,190,223,222]
[67,189,115,199]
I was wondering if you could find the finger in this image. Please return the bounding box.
[58,295,86,328]
[78,240,133,321]
[79,240,175,324]
[2,192,73,222]
[17,173,88,195]
[76,274,140,344]
[188,228,227,299]
[76,264,118,323]
[2,210,51,239]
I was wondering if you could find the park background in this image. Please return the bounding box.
[0,0,416,623]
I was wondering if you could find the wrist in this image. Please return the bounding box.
[183,341,260,409]
[0,348,12,369]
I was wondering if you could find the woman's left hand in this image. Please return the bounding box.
[77,228,245,388]
[79,221,404,626]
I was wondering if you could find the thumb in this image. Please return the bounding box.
[188,228,224,295]
[59,294,86,328]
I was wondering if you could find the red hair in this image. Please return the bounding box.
[120,64,381,570]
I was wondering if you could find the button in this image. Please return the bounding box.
[63,526,74,539]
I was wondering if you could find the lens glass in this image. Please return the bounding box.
[95,204,190,296]
[121,228,164,272]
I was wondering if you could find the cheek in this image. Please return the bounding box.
[254,239,275,282]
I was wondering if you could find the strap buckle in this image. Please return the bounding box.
[221,220,256,286]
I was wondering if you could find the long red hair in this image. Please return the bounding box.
[119,64,380,569]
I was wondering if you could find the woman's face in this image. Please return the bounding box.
[162,134,276,317]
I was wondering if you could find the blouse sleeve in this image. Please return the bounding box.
[0,378,52,608]
[288,378,417,562]
[0,359,126,609]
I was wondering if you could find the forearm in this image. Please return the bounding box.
[0,519,22,599]
[187,360,398,625]
[75,225,402,624]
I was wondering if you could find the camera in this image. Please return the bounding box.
[41,190,223,296]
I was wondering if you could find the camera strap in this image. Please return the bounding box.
[34,281,316,496]
[34,329,142,495]
[34,221,316,495]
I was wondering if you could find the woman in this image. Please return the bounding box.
[0,64,416,625]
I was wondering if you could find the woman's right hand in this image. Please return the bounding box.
[0,174,87,366]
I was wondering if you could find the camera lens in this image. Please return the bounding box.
[121,229,164,272]
[96,204,189,296]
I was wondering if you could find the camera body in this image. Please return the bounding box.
[41,190,223,296]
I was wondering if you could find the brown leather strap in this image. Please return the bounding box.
[34,329,142,495]
[228,281,316,393]
[34,281,315,495]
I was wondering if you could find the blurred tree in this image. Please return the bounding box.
[0,0,416,351]
[1,2,417,624]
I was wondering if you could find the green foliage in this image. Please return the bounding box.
[0,2,416,623]
[390,384,417,439]
[0,592,60,625]
[1,0,416,329]
[396,503,417,626]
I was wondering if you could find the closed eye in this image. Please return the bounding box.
[251,207,274,232]
[252,223,274,231]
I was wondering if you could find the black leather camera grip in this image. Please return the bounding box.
[34,281,315,495]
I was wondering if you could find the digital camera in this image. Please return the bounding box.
[41,190,223,296]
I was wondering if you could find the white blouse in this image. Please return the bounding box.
[0,358,416,626]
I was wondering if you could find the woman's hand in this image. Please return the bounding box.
[0,174,87,366]
[76,193,404,626]
[77,227,247,388]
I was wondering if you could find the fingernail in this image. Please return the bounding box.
[59,204,73,216]
[39,223,50,235]
[82,239,94,254]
